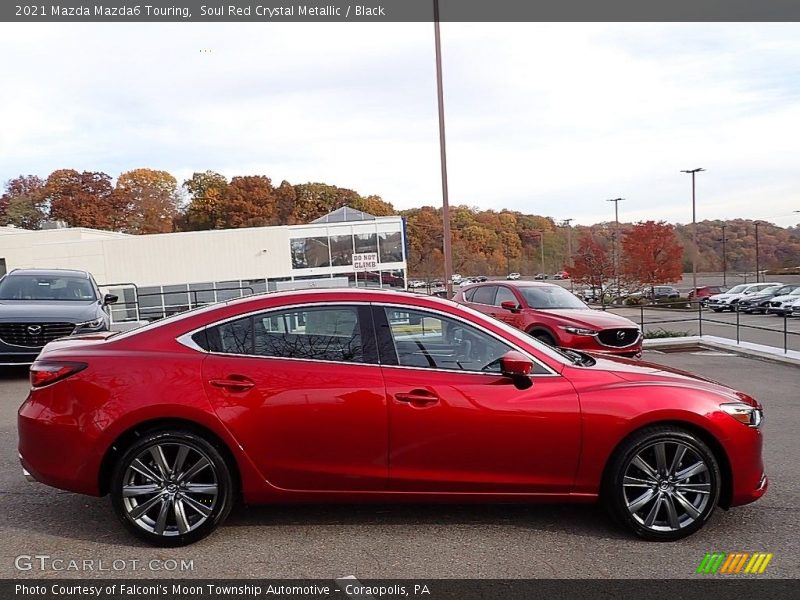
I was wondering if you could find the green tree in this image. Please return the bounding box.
[0,175,47,229]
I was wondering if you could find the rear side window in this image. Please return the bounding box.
[471,285,497,305]
[201,306,368,364]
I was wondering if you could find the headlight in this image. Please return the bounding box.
[720,402,763,427]
[75,317,104,330]
[560,326,598,336]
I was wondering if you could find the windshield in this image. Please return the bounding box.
[727,284,748,294]
[789,288,800,296]
[0,274,96,301]
[520,286,587,309]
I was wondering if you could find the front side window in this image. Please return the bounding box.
[494,286,518,306]
[202,306,365,363]
[383,308,514,373]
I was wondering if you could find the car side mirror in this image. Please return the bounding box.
[103,293,118,305]
[500,300,520,313]
[500,350,533,390]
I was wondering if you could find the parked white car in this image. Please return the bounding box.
[706,282,782,312]
[765,287,800,315]
[506,272,521,280]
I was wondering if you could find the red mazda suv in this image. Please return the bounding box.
[455,281,642,358]
[19,288,765,545]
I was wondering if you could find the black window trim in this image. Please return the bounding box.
[177,301,380,366]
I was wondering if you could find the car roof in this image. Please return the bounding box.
[464,280,558,289]
[6,268,90,278]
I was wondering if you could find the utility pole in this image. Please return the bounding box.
[539,231,545,275]
[606,198,624,298]
[433,0,453,298]
[561,219,574,291]
[681,168,705,296]
[755,221,760,283]
[719,224,727,287]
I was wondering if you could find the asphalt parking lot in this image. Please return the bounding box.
[0,352,798,580]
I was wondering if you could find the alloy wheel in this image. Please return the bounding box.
[121,442,219,537]
[622,440,712,532]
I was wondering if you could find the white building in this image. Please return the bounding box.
[0,207,407,321]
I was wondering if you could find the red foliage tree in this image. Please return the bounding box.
[46,169,122,230]
[570,233,613,292]
[621,221,683,292]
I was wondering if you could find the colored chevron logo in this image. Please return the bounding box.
[696,552,773,574]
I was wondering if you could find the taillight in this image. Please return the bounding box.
[29,361,87,388]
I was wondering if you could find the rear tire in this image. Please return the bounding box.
[110,430,234,546]
[603,426,721,541]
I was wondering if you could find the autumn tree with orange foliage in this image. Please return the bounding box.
[45,169,127,230]
[115,169,181,234]
[621,221,683,293]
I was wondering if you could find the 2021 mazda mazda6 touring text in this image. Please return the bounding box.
[19,289,766,545]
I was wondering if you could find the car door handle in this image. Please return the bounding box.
[395,390,440,406]
[209,377,255,391]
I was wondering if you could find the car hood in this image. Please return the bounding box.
[709,292,743,301]
[583,355,740,398]
[771,294,800,304]
[740,294,772,303]
[540,308,638,330]
[0,300,99,322]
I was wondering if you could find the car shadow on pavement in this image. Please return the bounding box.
[225,502,631,541]
[3,487,631,547]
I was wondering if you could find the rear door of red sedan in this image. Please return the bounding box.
[200,303,389,491]
[375,305,581,493]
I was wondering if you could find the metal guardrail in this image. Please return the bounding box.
[98,283,256,324]
[601,300,799,354]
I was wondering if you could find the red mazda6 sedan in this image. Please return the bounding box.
[19,289,766,546]
[455,281,642,357]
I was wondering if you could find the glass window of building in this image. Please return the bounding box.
[379,231,403,263]
[291,237,331,269]
[329,234,354,266]
[354,233,378,255]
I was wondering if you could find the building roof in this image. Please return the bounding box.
[311,206,377,224]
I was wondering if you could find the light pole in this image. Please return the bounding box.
[433,0,453,297]
[681,168,705,296]
[718,224,728,287]
[606,198,624,298]
[561,219,574,291]
[754,221,760,283]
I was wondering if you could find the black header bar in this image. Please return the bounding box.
[4,0,800,23]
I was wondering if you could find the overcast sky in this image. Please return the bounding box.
[1,22,799,227]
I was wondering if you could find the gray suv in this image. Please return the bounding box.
[0,269,117,365]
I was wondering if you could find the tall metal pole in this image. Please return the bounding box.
[562,219,574,291]
[755,221,760,283]
[681,168,705,296]
[433,0,453,298]
[540,232,545,275]
[606,198,623,298]
[720,224,727,287]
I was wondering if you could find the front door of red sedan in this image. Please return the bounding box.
[376,306,581,493]
[201,304,388,491]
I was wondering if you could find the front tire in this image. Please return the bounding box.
[530,330,557,347]
[110,430,234,546]
[603,426,721,541]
